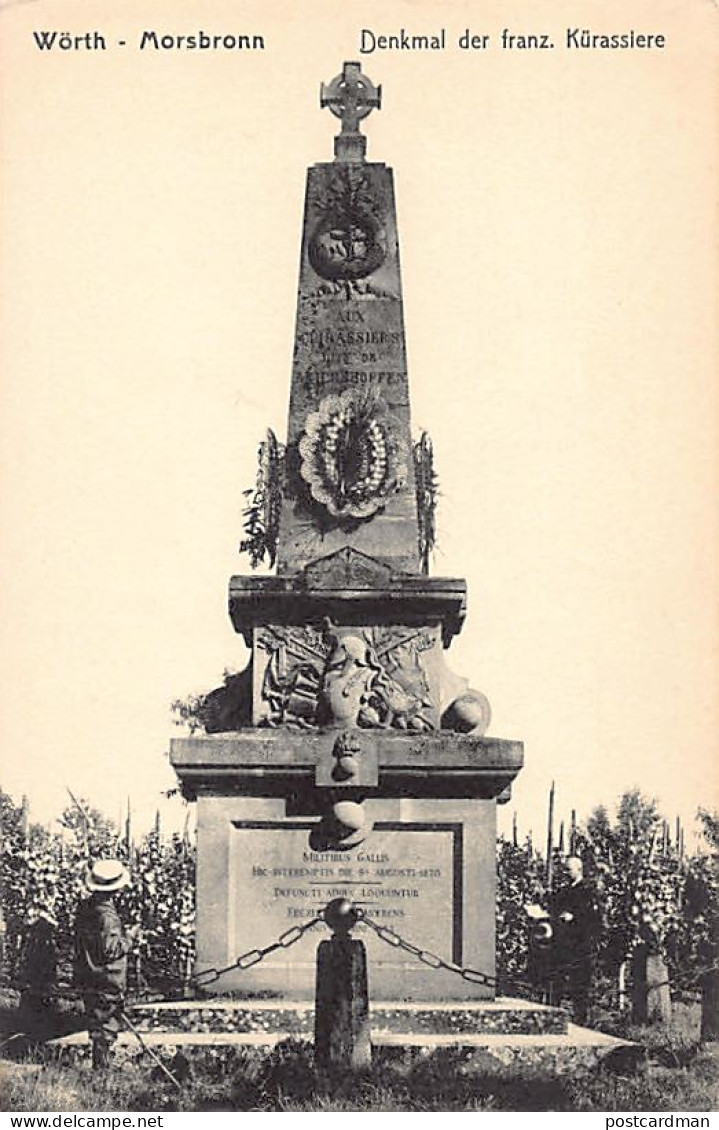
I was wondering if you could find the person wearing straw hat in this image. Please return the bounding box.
[74,858,138,1069]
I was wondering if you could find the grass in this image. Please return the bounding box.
[0,995,717,1112]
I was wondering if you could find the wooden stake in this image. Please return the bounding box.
[20,795,29,840]
[66,786,91,856]
[182,806,191,857]
[648,825,659,863]
[618,960,628,1012]
[546,781,555,888]
[120,1012,182,1089]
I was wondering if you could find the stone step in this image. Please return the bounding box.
[49,1024,638,1077]
[129,996,568,1037]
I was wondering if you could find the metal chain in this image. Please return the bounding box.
[359,910,617,993]
[359,909,719,1001]
[358,910,500,988]
[192,915,324,989]
[9,898,718,1002]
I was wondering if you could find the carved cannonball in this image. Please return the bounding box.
[332,800,366,833]
[441,690,492,735]
[309,798,370,852]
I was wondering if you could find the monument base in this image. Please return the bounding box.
[192,792,498,1001]
[50,998,639,1078]
[129,997,570,1037]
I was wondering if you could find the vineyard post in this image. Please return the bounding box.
[618,960,629,1012]
[182,806,192,857]
[124,797,133,856]
[545,781,555,888]
[19,795,29,840]
[65,786,90,857]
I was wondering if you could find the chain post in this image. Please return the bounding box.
[315,898,371,1089]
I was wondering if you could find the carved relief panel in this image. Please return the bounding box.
[252,621,442,733]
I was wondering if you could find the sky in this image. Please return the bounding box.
[0,0,717,849]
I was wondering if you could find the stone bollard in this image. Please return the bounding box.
[700,967,719,1042]
[646,953,672,1026]
[631,946,672,1026]
[315,898,371,1089]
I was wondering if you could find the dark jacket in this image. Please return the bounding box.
[21,918,57,990]
[74,897,131,992]
[552,880,601,958]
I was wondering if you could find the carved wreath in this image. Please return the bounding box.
[298,391,406,519]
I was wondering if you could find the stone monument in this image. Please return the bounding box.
[171,62,524,1003]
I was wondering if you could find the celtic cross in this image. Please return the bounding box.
[320,62,382,162]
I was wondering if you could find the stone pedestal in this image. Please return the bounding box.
[173,733,521,1000]
[53,998,642,1080]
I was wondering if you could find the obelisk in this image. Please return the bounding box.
[279,61,418,575]
[171,63,523,1003]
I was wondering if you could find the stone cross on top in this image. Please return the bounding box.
[320,61,381,162]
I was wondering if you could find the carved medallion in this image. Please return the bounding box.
[308,167,387,281]
[309,212,386,281]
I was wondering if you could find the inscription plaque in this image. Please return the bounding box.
[230,821,461,970]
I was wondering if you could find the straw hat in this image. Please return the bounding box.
[86,858,130,893]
